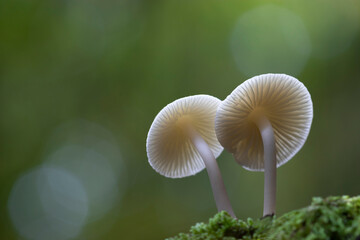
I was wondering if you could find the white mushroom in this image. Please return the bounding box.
[215,73,313,216]
[147,95,235,217]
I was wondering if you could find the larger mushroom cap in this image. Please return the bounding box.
[215,73,313,171]
[147,95,223,178]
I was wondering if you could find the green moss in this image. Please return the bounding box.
[270,196,360,240]
[166,211,272,240]
[167,196,360,240]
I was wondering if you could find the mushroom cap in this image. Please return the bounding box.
[147,95,224,178]
[215,73,313,171]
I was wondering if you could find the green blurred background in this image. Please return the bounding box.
[1,0,360,239]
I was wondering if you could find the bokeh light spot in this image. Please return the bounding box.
[8,167,88,240]
[230,5,311,77]
[44,119,126,222]
[45,145,121,222]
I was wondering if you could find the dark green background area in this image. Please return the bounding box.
[1,0,360,239]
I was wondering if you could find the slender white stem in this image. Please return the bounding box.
[187,127,236,218]
[254,115,276,216]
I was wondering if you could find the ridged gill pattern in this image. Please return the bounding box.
[215,74,313,171]
[147,95,224,178]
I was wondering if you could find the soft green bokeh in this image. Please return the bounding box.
[1,0,360,239]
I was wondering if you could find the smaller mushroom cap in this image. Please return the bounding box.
[215,74,313,171]
[147,95,223,178]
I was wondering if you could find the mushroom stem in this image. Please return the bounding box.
[187,127,236,218]
[254,115,277,216]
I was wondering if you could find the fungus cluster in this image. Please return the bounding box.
[146,73,313,218]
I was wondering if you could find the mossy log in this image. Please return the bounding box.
[167,196,360,240]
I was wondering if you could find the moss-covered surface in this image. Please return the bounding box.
[167,196,360,240]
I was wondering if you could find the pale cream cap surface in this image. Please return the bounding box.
[215,74,313,171]
[147,95,224,178]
